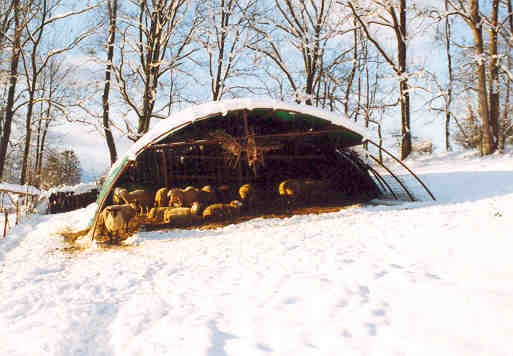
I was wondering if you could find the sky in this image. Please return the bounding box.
[43,0,472,182]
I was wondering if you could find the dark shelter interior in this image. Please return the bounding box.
[108,109,379,211]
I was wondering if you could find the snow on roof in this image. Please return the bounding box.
[123,98,374,162]
[46,182,98,195]
[0,182,41,196]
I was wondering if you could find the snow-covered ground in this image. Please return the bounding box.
[1,152,513,355]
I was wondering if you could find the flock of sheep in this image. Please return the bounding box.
[96,178,332,243]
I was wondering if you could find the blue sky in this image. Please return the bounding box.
[44,0,485,181]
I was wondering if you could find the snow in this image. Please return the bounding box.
[46,182,98,195]
[0,183,41,196]
[1,153,513,355]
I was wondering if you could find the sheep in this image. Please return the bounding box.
[113,187,154,214]
[278,179,329,207]
[238,183,256,212]
[154,187,170,207]
[98,204,137,243]
[112,187,125,205]
[147,206,168,223]
[163,202,202,226]
[167,186,201,208]
[202,200,242,222]
[278,179,302,199]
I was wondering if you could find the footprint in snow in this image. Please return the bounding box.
[283,297,299,305]
[374,270,388,279]
[365,322,377,336]
[359,286,370,304]
[425,272,442,280]
[372,309,386,317]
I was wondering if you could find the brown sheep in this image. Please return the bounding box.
[163,202,202,226]
[154,187,170,207]
[147,207,168,223]
[278,179,302,197]
[98,204,137,243]
[167,186,200,207]
[114,188,154,214]
[202,200,242,222]
[278,179,329,206]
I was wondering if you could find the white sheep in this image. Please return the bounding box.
[163,202,202,226]
[154,187,170,207]
[202,200,242,222]
[113,187,153,214]
[98,204,137,243]
[167,186,201,207]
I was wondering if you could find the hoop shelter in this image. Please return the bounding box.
[90,99,385,236]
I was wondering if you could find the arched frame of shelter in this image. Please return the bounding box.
[89,99,382,238]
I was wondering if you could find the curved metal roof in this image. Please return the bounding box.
[89,98,374,232]
[123,98,371,162]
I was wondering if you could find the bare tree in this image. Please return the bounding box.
[0,0,23,180]
[0,0,14,50]
[32,58,72,187]
[114,0,198,139]
[248,0,346,105]
[348,0,411,159]
[447,0,495,154]
[488,0,500,148]
[18,0,98,184]
[102,0,118,165]
[444,0,453,151]
[500,0,513,149]
[197,0,256,101]
[426,0,455,151]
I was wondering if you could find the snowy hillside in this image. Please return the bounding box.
[1,153,513,355]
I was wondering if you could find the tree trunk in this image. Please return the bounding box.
[36,84,53,184]
[0,0,21,179]
[502,0,513,150]
[102,0,118,165]
[20,0,48,185]
[397,0,411,160]
[444,0,453,151]
[34,103,43,181]
[344,24,358,117]
[470,0,494,154]
[488,0,500,147]
[20,89,35,184]
[38,116,51,180]
[212,0,227,101]
[138,2,162,137]
[399,78,411,159]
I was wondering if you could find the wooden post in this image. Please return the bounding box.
[3,211,8,237]
[24,184,28,208]
[15,201,19,225]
